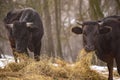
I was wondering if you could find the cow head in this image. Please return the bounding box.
[7,21,33,53]
[4,9,22,24]
[72,21,111,52]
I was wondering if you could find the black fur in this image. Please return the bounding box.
[72,16,120,80]
[4,8,44,61]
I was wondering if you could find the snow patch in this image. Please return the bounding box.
[91,65,119,80]
[90,65,117,74]
[0,55,15,68]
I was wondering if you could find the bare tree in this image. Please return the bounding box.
[54,0,63,58]
[43,0,55,57]
[89,0,104,20]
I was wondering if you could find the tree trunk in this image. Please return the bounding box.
[43,0,55,57]
[79,0,84,20]
[0,0,14,58]
[89,0,104,20]
[0,21,13,58]
[54,0,63,58]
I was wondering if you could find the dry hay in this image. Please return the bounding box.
[0,49,107,80]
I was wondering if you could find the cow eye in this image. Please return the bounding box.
[83,32,87,36]
[94,32,98,36]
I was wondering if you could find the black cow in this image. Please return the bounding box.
[4,8,44,61]
[72,16,120,80]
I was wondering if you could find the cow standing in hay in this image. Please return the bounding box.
[72,16,120,80]
[3,8,44,62]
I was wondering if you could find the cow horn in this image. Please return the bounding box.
[76,21,83,25]
[98,21,103,25]
[105,26,112,30]
[26,22,33,27]
[7,24,13,28]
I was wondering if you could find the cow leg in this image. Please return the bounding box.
[12,48,18,63]
[13,53,18,63]
[34,41,41,61]
[115,54,120,75]
[0,54,1,58]
[25,50,29,57]
[107,59,113,80]
[9,38,18,62]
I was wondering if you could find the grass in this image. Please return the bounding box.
[0,49,107,80]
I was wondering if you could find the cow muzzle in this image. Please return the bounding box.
[84,45,95,52]
[15,48,27,53]
[16,49,24,53]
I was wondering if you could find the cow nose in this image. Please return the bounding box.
[16,48,27,53]
[16,49,23,53]
[85,45,95,52]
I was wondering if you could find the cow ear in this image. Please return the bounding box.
[98,21,103,25]
[26,22,33,28]
[72,26,82,34]
[6,24,14,28]
[76,21,83,26]
[99,26,112,34]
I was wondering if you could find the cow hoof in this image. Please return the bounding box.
[108,78,113,80]
[35,56,40,61]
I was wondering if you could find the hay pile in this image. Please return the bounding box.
[0,49,107,80]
